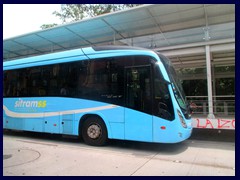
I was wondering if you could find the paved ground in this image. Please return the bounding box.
[3,129,235,176]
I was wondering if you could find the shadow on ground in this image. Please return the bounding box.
[3,128,235,156]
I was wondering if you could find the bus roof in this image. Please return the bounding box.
[3,46,153,70]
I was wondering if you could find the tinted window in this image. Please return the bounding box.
[4,56,149,107]
[125,66,152,114]
[4,55,174,120]
[153,64,174,120]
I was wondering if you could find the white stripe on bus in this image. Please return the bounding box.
[3,105,118,118]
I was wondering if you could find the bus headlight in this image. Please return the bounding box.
[177,110,187,128]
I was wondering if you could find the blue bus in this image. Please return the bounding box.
[3,46,192,146]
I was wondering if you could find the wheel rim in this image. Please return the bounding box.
[87,124,102,139]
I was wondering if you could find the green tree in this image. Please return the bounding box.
[41,4,141,29]
[40,23,58,30]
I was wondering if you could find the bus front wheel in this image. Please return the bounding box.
[82,116,108,146]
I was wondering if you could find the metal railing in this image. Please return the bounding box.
[186,95,235,116]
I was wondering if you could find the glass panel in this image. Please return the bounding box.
[153,64,174,120]
[125,66,152,114]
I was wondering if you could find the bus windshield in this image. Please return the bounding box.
[158,54,190,118]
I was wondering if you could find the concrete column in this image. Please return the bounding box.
[205,45,215,118]
[212,65,217,114]
[224,102,228,116]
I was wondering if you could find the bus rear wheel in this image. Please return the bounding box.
[82,116,108,146]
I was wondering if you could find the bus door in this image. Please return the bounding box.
[124,65,153,142]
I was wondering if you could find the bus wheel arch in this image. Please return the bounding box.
[79,114,108,146]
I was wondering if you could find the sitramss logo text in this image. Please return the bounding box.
[15,98,47,108]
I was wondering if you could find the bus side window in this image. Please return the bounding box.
[3,72,9,97]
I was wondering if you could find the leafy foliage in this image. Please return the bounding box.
[40,23,58,30]
[54,4,140,23]
[41,4,141,29]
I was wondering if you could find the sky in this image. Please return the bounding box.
[3,4,62,39]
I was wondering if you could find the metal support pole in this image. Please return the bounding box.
[212,65,216,114]
[113,31,116,45]
[205,45,215,118]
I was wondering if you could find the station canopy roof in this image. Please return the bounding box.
[3,4,235,70]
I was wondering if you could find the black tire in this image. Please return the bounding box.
[82,116,108,146]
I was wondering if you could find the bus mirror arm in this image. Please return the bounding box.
[165,80,171,85]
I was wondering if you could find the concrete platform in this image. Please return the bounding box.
[3,129,235,176]
[191,115,235,130]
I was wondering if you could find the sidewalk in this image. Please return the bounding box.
[3,129,235,176]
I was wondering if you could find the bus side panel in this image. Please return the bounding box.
[98,106,124,123]
[62,114,74,135]
[24,118,43,132]
[44,113,60,134]
[152,116,177,143]
[3,97,126,138]
[3,106,43,132]
[3,113,6,128]
[4,117,24,130]
[153,116,192,143]
[124,108,153,142]
[99,106,125,139]
[87,106,123,139]
[109,122,125,140]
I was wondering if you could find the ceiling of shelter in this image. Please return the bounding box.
[3,4,235,71]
